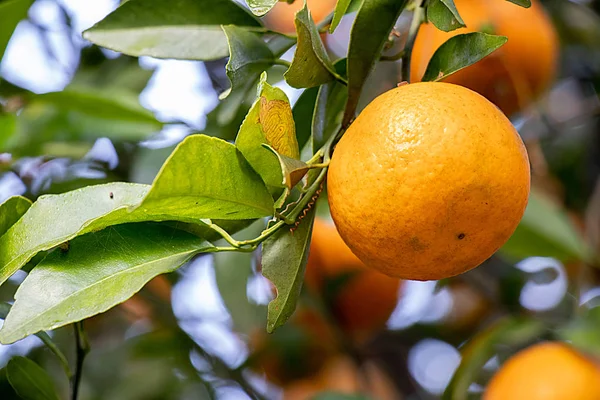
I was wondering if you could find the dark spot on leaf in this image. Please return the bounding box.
[109,192,114,199]
[458,233,466,240]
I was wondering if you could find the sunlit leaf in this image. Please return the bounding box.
[83,0,262,61]
[343,0,409,126]
[284,3,337,89]
[0,223,213,344]
[427,0,466,32]
[262,208,315,333]
[7,357,60,400]
[501,190,590,262]
[0,196,31,238]
[0,135,273,286]
[421,32,507,82]
[0,0,34,62]
[245,0,278,16]
[236,74,299,189]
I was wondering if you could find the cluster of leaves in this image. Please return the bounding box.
[2,0,599,398]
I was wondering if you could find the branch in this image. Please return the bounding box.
[71,321,90,400]
[401,2,426,82]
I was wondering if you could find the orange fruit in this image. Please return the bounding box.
[283,356,399,400]
[484,342,600,400]
[262,0,337,34]
[248,307,338,386]
[410,0,558,116]
[327,82,530,281]
[306,218,401,341]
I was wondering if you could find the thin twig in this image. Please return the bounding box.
[37,332,72,379]
[401,2,425,82]
[71,321,90,400]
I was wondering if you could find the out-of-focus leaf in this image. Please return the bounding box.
[506,0,531,7]
[312,59,348,152]
[263,144,309,189]
[83,0,262,61]
[284,3,337,89]
[222,25,275,127]
[343,0,409,126]
[0,223,212,344]
[0,196,31,238]
[442,317,546,400]
[246,0,278,16]
[427,0,465,32]
[0,113,17,150]
[32,88,160,125]
[501,191,589,262]
[262,208,315,333]
[293,87,319,150]
[214,221,266,335]
[0,135,273,286]
[0,0,34,62]
[330,0,352,33]
[558,307,600,359]
[236,74,298,189]
[6,357,60,400]
[421,32,507,82]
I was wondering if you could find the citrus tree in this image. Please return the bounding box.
[1,0,600,399]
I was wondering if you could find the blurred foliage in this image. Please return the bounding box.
[1,0,600,399]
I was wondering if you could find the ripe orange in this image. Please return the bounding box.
[327,82,530,281]
[248,307,338,386]
[410,0,558,116]
[306,218,401,341]
[262,0,337,34]
[484,342,600,400]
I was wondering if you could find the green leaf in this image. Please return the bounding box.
[284,3,337,89]
[442,317,545,400]
[312,59,348,152]
[236,74,299,189]
[293,87,319,151]
[0,223,213,344]
[506,0,531,7]
[83,0,262,61]
[0,135,272,286]
[263,144,309,189]
[343,0,409,126]
[246,0,278,16]
[0,113,17,150]
[427,0,466,32]
[421,32,508,82]
[7,357,60,400]
[262,208,315,333]
[0,0,34,62]
[0,196,31,238]
[32,88,161,125]
[138,134,274,220]
[222,25,275,126]
[500,191,590,262]
[330,0,352,33]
